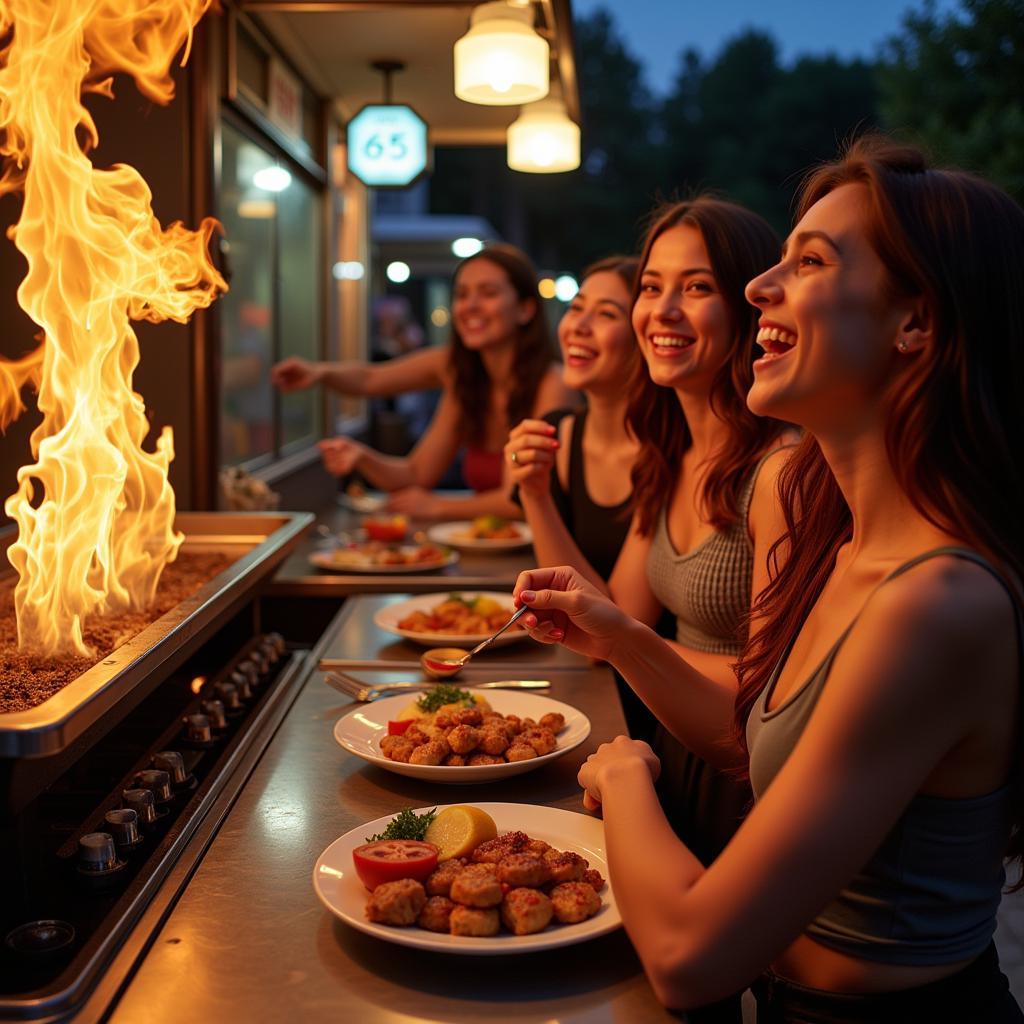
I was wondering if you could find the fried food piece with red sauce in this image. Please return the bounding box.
[549,881,601,924]
[449,905,500,937]
[418,895,457,933]
[583,868,606,892]
[501,887,554,935]
[425,858,466,896]
[497,853,550,888]
[449,863,503,907]
[365,878,427,926]
[472,831,530,863]
[544,848,588,883]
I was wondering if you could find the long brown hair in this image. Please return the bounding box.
[448,243,553,443]
[733,135,1024,873]
[627,197,786,535]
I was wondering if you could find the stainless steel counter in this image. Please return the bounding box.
[108,601,680,1023]
[268,503,538,596]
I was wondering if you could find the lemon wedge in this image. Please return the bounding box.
[423,805,498,861]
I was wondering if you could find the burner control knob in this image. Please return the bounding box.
[213,681,242,711]
[134,769,173,805]
[200,698,228,731]
[235,659,259,684]
[229,671,254,700]
[152,751,195,791]
[265,632,286,657]
[259,637,281,665]
[184,713,214,745]
[104,809,143,851]
[77,833,124,876]
[122,787,163,826]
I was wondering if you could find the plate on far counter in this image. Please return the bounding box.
[426,520,533,551]
[312,802,619,955]
[310,542,459,574]
[372,591,530,647]
[332,691,590,783]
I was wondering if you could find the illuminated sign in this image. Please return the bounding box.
[346,104,430,188]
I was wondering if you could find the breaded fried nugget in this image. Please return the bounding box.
[503,714,524,735]
[521,726,557,756]
[501,887,554,935]
[505,742,538,762]
[583,868,606,892]
[409,738,450,765]
[404,723,432,746]
[472,831,530,863]
[447,723,481,754]
[380,736,415,763]
[498,852,551,888]
[425,858,466,896]
[445,753,467,766]
[418,895,457,932]
[476,729,511,756]
[452,707,483,726]
[544,849,588,883]
[550,881,601,924]
[538,712,565,733]
[468,753,504,766]
[525,838,552,857]
[449,905,500,937]
[450,863,503,907]
[365,878,426,926]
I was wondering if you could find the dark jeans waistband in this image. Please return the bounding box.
[751,943,1023,1023]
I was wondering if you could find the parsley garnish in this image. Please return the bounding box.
[365,807,437,843]
[416,684,475,713]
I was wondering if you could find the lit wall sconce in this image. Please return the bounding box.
[454,1,549,106]
[507,98,580,173]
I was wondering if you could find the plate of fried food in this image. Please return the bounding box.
[373,591,529,647]
[333,685,590,783]
[312,803,619,954]
[427,516,533,551]
[310,541,458,574]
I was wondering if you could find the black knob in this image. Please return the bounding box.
[200,698,228,730]
[122,788,161,825]
[77,832,124,876]
[152,751,194,790]
[259,638,281,665]
[235,659,259,684]
[184,713,214,745]
[265,632,286,656]
[104,808,143,851]
[134,769,173,804]
[213,681,242,711]
[229,671,254,700]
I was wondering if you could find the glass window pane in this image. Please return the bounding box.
[219,122,276,465]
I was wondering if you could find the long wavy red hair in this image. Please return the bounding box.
[733,135,1024,875]
[626,198,786,535]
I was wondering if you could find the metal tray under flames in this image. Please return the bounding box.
[0,511,312,759]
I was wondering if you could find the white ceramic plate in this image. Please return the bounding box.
[338,489,388,513]
[313,802,619,954]
[310,544,459,574]
[427,521,533,551]
[373,591,529,647]
[332,691,590,783]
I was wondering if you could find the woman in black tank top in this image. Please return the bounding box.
[511,136,1024,1022]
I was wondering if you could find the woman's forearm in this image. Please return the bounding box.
[430,490,524,520]
[610,618,744,769]
[354,449,417,491]
[520,490,609,594]
[317,361,371,395]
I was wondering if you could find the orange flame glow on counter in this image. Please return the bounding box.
[0,0,225,656]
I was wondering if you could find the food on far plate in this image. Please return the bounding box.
[352,839,439,891]
[362,514,408,542]
[397,593,523,636]
[361,807,605,937]
[322,539,449,569]
[459,515,522,541]
[377,686,567,767]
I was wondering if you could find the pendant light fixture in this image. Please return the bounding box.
[454,1,549,106]
[507,98,580,173]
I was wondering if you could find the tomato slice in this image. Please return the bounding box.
[387,719,412,735]
[352,839,439,891]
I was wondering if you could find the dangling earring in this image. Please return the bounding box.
[897,339,909,353]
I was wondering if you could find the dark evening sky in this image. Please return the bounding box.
[573,0,962,95]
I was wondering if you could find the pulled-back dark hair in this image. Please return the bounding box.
[732,134,1024,881]
[626,197,786,535]
[448,243,554,443]
[580,254,640,292]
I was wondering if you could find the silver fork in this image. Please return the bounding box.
[323,671,549,702]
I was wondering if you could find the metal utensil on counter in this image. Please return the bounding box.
[322,672,550,703]
[421,604,530,675]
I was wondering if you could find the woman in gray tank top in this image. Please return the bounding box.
[513,136,1024,1022]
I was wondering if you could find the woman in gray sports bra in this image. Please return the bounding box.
[514,135,1024,1022]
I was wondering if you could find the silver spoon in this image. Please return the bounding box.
[425,604,530,673]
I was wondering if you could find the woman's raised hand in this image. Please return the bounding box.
[271,356,322,392]
[513,565,629,662]
[578,736,662,812]
[504,419,559,499]
[317,436,366,477]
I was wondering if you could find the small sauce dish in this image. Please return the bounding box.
[420,647,468,679]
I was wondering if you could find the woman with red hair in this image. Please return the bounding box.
[514,137,1024,1020]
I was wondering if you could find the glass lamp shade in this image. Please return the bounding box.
[507,99,580,173]
[454,1,549,106]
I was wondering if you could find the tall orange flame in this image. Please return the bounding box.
[0,0,225,656]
